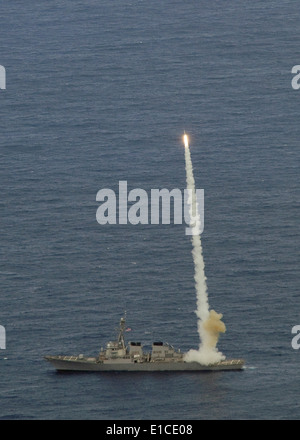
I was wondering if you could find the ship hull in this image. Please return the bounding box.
[44,356,244,372]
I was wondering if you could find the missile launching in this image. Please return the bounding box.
[183,131,227,365]
[183,131,189,149]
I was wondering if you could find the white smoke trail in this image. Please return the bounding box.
[183,137,226,365]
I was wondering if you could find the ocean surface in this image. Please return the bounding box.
[0,0,299,420]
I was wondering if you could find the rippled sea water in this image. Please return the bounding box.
[0,0,299,420]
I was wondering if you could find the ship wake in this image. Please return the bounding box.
[183,135,226,365]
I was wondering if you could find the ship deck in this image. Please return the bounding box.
[44,355,245,372]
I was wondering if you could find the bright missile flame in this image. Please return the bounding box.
[183,133,189,148]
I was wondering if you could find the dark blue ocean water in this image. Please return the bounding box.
[0,0,299,420]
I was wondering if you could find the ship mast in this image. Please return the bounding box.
[117,314,126,349]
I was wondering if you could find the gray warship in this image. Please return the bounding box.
[45,315,244,372]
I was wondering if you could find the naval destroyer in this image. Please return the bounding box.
[45,315,244,372]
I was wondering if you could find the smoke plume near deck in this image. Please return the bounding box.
[183,135,226,365]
